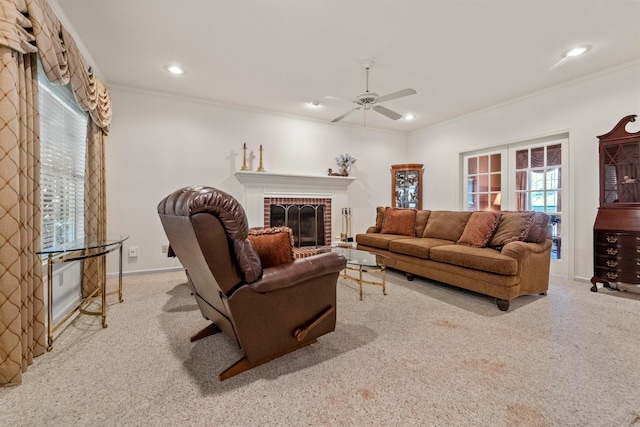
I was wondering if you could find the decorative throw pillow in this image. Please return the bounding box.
[414,210,431,238]
[374,206,387,232]
[525,212,551,243]
[247,226,295,268]
[457,211,501,247]
[380,207,417,236]
[422,211,473,241]
[489,211,535,248]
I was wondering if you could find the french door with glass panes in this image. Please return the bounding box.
[463,136,568,276]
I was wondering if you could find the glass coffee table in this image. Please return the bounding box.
[332,246,395,300]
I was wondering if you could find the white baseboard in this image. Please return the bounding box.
[106,266,185,278]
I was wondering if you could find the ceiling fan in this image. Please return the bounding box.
[331,61,416,123]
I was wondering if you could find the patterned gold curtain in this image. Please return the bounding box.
[0,0,111,384]
[0,0,45,384]
[83,121,107,296]
[0,46,45,385]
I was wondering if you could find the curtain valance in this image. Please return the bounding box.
[0,0,36,53]
[0,0,111,132]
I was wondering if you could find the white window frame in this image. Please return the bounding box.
[38,67,88,250]
[461,134,571,277]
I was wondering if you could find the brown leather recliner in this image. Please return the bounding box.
[157,186,347,380]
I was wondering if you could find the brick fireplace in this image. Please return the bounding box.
[235,171,355,247]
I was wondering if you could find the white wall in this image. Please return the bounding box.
[105,62,640,280]
[408,61,640,281]
[105,87,408,274]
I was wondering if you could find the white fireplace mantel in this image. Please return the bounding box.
[234,171,356,236]
[235,171,355,190]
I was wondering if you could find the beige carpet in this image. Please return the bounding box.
[1,269,639,426]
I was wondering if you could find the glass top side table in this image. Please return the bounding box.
[37,235,129,350]
[332,246,395,300]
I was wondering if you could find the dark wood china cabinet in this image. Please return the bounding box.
[591,115,640,292]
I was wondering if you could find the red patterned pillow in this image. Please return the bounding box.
[380,207,417,236]
[457,211,501,247]
[247,226,295,268]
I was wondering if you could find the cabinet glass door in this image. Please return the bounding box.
[602,142,640,204]
[395,170,419,208]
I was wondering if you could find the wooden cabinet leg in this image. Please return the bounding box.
[590,277,599,292]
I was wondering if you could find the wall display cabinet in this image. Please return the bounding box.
[591,115,640,292]
[391,164,423,210]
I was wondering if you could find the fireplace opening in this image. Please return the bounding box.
[270,204,325,247]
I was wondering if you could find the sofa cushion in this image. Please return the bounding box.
[457,211,501,247]
[374,206,387,232]
[356,233,412,250]
[248,226,295,268]
[381,207,417,236]
[389,237,453,259]
[525,212,550,243]
[489,211,535,248]
[414,210,431,238]
[430,245,518,276]
[422,211,472,241]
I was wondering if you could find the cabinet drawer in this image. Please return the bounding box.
[594,267,640,284]
[595,232,640,247]
[594,243,640,258]
[595,254,640,270]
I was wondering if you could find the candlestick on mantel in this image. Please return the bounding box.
[240,142,250,171]
[257,144,266,172]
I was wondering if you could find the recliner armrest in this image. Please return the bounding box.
[247,252,347,293]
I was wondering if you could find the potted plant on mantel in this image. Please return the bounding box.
[328,153,356,176]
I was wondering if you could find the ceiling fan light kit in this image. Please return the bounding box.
[331,61,417,124]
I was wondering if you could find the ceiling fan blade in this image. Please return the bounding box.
[373,105,403,120]
[331,108,360,123]
[376,88,417,104]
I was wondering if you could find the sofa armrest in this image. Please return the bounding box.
[365,226,378,233]
[247,251,347,293]
[500,239,552,259]
[501,239,553,295]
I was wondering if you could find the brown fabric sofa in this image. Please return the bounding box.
[356,207,552,311]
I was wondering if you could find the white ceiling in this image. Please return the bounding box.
[54,0,640,133]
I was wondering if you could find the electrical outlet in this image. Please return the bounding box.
[128,246,139,258]
[161,245,169,254]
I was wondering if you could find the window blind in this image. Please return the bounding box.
[39,71,88,250]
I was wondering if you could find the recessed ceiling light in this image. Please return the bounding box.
[404,114,416,120]
[562,45,591,58]
[166,65,185,75]
[308,100,322,108]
